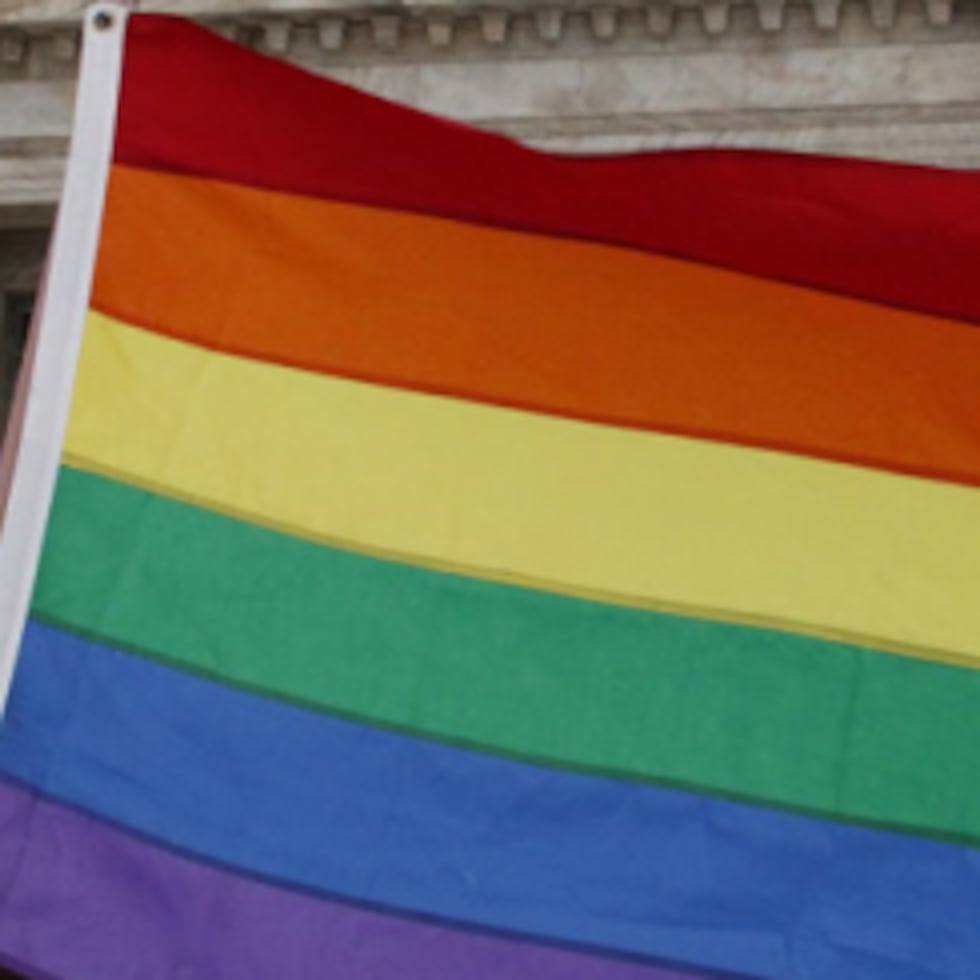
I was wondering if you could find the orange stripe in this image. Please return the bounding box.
[93,164,980,486]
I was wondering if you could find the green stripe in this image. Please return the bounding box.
[34,465,980,845]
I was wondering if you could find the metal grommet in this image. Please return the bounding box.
[93,9,115,31]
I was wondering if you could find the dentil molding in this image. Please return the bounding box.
[0,0,970,55]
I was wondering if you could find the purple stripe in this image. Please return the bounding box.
[0,781,723,980]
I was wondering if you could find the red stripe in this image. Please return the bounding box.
[116,14,980,325]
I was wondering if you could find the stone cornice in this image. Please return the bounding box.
[0,0,969,62]
[0,0,976,221]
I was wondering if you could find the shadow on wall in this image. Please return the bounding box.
[0,292,32,445]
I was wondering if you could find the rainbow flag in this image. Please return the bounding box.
[1,9,979,979]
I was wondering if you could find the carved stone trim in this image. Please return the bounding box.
[0,0,975,63]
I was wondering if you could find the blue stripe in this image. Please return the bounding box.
[1,621,978,980]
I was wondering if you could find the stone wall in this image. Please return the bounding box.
[0,0,977,225]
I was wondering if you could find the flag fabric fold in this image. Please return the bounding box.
[1,10,979,980]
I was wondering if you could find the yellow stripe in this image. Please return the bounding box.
[64,310,980,664]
